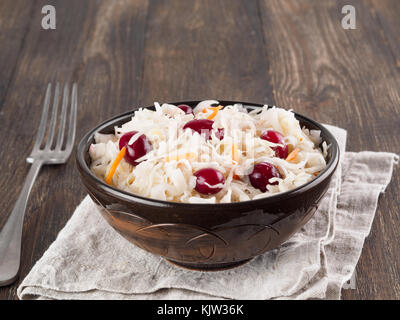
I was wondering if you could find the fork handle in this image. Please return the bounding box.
[0,160,43,286]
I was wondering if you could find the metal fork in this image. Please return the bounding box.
[0,83,77,286]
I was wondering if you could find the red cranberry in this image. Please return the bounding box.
[249,162,281,192]
[260,130,288,159]
[215,128,224,140]
[119,131,152,166]
[194,168,225,195]
[177,104,193,115]
[183,119,223,140]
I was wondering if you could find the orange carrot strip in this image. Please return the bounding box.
[206,106,222,120]
[207,109,219,120]
[105,147,127,185]
[232,143,239,162]
[204,105,223,117]
[286,148,300,162]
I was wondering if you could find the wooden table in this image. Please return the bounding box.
[0,0,399,300]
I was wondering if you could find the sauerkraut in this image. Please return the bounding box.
[89,101,328,203]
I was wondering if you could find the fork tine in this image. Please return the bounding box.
[55,84,69,150]
[32,83,52,150]
[44,83,60,150]
[65,83,77,154]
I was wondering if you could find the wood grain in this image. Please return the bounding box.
[259,0,400,299]
[139,0,274,106]
[370,0,400,61]
[0,0,35,111]
[0,0,399,299]
[0,0,149,300]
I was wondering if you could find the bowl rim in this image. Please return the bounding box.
[76,100,340,208]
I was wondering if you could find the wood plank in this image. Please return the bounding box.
[0,0,35,109]
[259,0,400,299]
[0,0,149,299]
[370,0,400,62]
[139,0,274,106]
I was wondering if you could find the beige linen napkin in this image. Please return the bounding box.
[17,125,398,300]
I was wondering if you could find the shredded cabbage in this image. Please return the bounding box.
[89,102,328,203]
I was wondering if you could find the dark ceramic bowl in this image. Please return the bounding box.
[76,101,339,270]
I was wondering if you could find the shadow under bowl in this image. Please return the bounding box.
[76,101,339,270]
